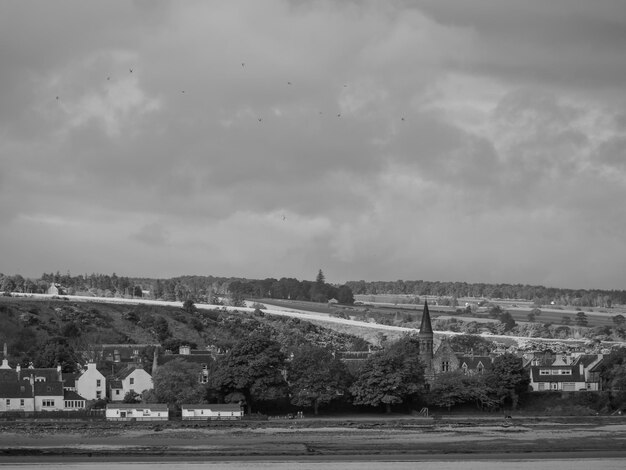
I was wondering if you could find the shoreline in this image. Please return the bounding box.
[2,416,626,460]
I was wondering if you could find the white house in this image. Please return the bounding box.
[181,403,243,421]
[105,403,169,421]
[0,383,35,412]
[76,362,106,400]
[33,381,65,411]
[109,366,153,401]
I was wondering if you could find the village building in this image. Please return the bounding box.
[181,403,243,421]
[108,365,153,401]
[105,403,169,421]
[75,362,106,400]
[526,353,603,392]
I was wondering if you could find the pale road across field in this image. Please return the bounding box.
[12,293,625,347]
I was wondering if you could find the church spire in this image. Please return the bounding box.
[419,299,433,335]
[418,300,434,362]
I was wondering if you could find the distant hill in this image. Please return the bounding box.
[0,296,370,372]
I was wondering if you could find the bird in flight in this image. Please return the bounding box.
[107,76,110,81]
[401,117,405,121]
[287,81,292,85]
[56,96,59,101]
[282,215,286,221]
[337,113,341,117]
[129,68,133,73]
[258,118,262,122]
[241,62,245,67]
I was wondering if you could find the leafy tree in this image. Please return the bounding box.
[123,390,141,403]
[562,315,572,326]
[428,371,497,411]
[498,311,517,331]
[612,315,625,327]
[288,344,352,415]
[316,269,325,286]
[153,316,171,341]
[209,331,288,414]
[182,299,196,314]
[449,334,493,355]
[30,337,80,373]
[350,336,425,413]
[337,285,355,305]
[152,358,207,405]
[576,311,589,327]
[485,353,529,409]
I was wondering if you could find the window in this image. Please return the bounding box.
[143,409,150,416]
[539,369,551,375]
[441,361,450,372]
[116,390,120,395]
[130,378,134,385]
[42,399,55,407]
[96,379,101,387]
[96,391,102,399]
[20,399,24,407]
[5,399,10,407]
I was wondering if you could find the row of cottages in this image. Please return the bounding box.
[104,403,244,421]
[524,352,603,392]
[0,351,87,412]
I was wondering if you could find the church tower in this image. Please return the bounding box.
[418,300,434,363]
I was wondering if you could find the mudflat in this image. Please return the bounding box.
[1,416,626,459]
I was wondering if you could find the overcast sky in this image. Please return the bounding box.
[2,1,626,289]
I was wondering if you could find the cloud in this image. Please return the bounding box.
[1,0,626,289]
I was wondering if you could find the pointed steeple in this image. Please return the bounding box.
[419,300,433,335]
[418,300,434,362]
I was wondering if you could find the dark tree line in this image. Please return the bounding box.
[345,279,626,307]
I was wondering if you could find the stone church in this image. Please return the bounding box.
[417,300,492,383]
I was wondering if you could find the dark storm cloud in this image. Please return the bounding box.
[1,1,626,288]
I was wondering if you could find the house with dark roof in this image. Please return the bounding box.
[528,353,603,392]
[0,382,35,412]
[108,365,153,402]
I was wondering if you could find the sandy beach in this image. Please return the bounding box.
[1,416,626,461]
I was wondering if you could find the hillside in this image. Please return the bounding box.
[0,296,370,371]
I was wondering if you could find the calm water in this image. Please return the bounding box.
[1,459,625,470]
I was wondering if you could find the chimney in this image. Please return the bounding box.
[114,350,120,363]
[56,364,62,381]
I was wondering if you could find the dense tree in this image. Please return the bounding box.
[288,344,352,415]
[449,334,493,355]
[182,299,196,314]
[612,315,625,327]
[485,353,529,409]
[336,285,355,305]
[350,336,425,413]
[576,311,589,327]
[152,358,207,405]
[30,337,80,373]
[209,332,288,413]
[428,371,497,411]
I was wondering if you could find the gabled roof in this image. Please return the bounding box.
[34,381,64,396]
[106,403,168,411]
[418,300,433,336]
[63,390,86,401]
[457,356,492,370]
[181,403,242,411]
[19,368,61,382]
[0,382,32,398]
[530,366,584,382]
[0,370,18,382]
[63,373,77,388]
